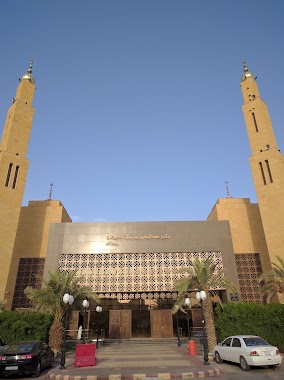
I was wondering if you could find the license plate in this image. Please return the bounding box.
[5,366,18,370]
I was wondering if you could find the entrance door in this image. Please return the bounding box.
[191,308,202,327]
[150,310,173,338]
[109,310,131,339]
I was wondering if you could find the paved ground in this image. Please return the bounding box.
[211,360,284,380]
[46,341,221,379]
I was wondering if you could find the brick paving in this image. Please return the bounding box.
[46,341,222,379]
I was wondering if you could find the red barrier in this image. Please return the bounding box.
[188,339,197,355]
[75,343,96,367]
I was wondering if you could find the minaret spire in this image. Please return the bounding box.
[48,183,53,200]
[21,60,35,84]
[240,62,284,291]
[0,63,36,300]
[225,181,231,198]
[28,60,33,74]
[243,59,248,73]
[241,59,255,82]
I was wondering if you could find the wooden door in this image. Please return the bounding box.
[120,310,131,338]
[191,308,202,327]
[161,310,173,337]
[109,310,131,339]
[150,310,173,338]
[150,310,162,338]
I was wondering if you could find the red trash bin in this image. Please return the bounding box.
[188,339,197,355]
[75,343,96,367]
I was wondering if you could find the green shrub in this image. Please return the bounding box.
[214,303,284,352]
[0,311,52,344]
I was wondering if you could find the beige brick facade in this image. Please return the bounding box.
[207,198,270,271]
[0,66,35,300]
[4,200,72,309]
[1,62,283,310]
[240,64,284,266]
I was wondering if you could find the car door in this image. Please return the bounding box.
[219,337,232,361]
[230,337,242,363]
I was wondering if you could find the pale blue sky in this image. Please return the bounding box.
[1,1,284,222]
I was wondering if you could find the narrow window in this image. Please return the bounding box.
[265,160,273,183]
[5,163,13,187]
[259,162,266,185]
[252,112,258,132]
[12,165,19,189]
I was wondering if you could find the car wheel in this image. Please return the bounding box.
[32,361,41,378]
[268,365,277,369]
[214,351,223,364]
[240,356,250,371]
[49,354,55,368]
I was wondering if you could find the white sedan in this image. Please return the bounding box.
[213,335,282,371]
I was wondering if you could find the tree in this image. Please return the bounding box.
[173,258,236,352]
[24,269,100,355]
[259,256,284,303]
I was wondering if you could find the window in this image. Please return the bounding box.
[12,165,19,189]
[259,162,266,185]
[265,160,273,183]
[252,112,258,132]
[243,337,269,347]
[232,338,241,347]
[5,163,13,187]
[222,338,232,347]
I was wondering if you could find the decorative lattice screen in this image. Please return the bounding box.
[235,253,263,303]
[59,251,225,299]
[12,258,45,309]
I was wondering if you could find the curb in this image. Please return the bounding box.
[46,367,222,380]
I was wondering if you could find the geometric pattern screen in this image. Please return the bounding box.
[235,253,263,303]
[59,251,225,300]
[12,258,45,309]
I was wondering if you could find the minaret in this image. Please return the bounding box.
[0,62,36,300]
[240,61,284,268]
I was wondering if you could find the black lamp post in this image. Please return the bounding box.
[59,292,74,369]
[96,306,102,348]
[196,290,210,365]
[82,299,89,344]
[184,297,191,339]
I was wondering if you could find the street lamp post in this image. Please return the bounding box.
[82,299,89,344]
[59,292,74,369]
[184,297,191,339]
[176,312,181,346]
[196,290,209,365]
[96,306,102,349]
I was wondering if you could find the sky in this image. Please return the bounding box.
[1,1,284,223]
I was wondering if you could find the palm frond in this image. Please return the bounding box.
[258,256,284,302]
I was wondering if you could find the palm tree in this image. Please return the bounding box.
[173,258,236,352]
[259,256,284,303]
[24,269,100,355]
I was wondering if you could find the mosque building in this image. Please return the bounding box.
[0,62,283,339]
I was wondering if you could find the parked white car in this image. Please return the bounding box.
[213,335,282,371]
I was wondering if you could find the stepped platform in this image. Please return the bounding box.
[47,339,221,380]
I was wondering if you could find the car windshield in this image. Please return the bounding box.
[6,343,36,353]
[243,337,269,347]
